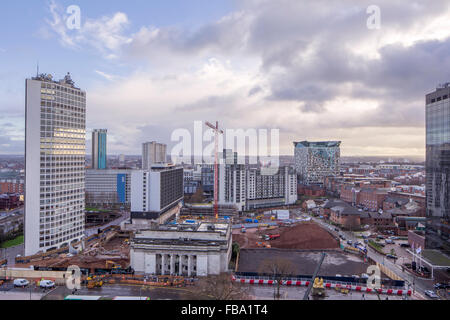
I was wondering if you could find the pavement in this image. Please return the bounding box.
[247,283,406,300]
[42,283,205,300]
[309,215,438,300]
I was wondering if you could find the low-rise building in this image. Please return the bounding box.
[85,169,131,207]
[130,222,232,276]
[330,204,361,229]
[0,194,22,210]
[0,179,24,194]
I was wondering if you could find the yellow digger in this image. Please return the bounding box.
[86,276,103,289]
[106,260,122,270]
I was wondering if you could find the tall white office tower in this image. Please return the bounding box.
[142,141,167,170]
[25,72,86,256]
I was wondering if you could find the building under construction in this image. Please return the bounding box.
[180,203,238,217]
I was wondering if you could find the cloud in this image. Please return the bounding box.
[41,0,450,157]
[94,70,117,81]
[45,0,131,58]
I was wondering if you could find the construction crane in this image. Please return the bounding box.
[303,252,326,300]
[205,121,224,220]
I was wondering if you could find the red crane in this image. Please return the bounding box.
[205,121,223,220]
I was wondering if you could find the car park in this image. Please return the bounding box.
[13,279,29,288]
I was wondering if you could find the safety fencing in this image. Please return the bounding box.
[231,275,411,296]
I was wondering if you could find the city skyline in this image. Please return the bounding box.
[1,1,450,157]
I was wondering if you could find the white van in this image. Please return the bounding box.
[39,280,55,289]
[13,279,29,288]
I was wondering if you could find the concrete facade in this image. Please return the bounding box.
[130,222,232,276]
[25,74,85,256]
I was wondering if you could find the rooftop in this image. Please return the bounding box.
[294,141,341,148]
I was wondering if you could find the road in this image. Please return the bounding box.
[1,244,24,266]
[309,215,435,300]
[0,206,23,218]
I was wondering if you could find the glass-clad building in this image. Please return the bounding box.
[425,83,450,254]
[92,129,107,169]
[294,141,341,186]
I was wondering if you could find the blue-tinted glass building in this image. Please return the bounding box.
[92,129,107,169]
[426,83,450,253]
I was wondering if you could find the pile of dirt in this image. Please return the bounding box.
[269,223,339,249]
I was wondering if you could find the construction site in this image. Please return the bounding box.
[233,222,339,250]
[13,226,132,274]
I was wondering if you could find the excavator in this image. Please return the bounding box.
[106,260,135,275]
[86,275,104,289]
[106,260,122,270]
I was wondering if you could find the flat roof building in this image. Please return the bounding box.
[130,221,232,276]
[25,72,86,256]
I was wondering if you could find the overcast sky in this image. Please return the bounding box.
[1,0,449,158]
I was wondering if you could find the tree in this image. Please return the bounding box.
[231,242,240,262]
[196,273,250,300]
[189,185,204,203]
[258,258,296,300]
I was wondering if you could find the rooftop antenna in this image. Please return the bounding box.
[36,61,39,77]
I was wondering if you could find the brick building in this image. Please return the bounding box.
[329,204,361,229]
[0,179,24,194]
[359,188,389,211]
[0,194,21,210]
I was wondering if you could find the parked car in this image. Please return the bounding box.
[385,239,394,244]
[424,290,439,299]
[386,254,398,260]
[347,240,353,245]
[39,280,55,289]
[361,273,369,279]
[400,243,410,248]
[434,283,450,290]
[13,279,29,288]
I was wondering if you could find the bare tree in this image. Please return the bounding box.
[196,273,250,300]
[258,258,296,300]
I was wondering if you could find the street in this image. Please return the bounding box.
[309,215,436,300]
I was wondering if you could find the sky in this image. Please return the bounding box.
[1,0,450,158]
